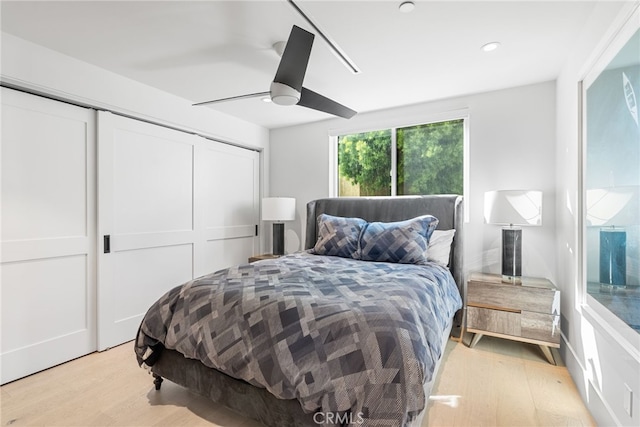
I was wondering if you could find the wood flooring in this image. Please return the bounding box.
[1,334,595,426]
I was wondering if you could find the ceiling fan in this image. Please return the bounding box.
[193,25,357,119]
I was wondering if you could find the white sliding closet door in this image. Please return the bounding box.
[97,112,259,349]
[198,140,260,275]
[97,112,196,350]
[1,88,96,384]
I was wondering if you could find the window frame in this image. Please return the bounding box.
[579,5,640,346]
[329,110,469,203]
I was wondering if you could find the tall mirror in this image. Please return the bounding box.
[583,24,639,334]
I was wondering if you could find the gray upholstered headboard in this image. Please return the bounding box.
[305,195,464,298]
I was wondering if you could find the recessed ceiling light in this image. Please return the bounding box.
[399,1,415,13]
[261,97,272,103]
[481,42,501,52]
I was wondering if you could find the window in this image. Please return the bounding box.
[337,119,464,197]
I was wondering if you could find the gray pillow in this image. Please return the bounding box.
[312,214,366,258]
[358,215,439,264]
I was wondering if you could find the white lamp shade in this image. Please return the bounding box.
[484,190,543,226]
[586,186,639,226]
[262,197,296,221]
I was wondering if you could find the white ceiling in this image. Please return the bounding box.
[0,1,609,129]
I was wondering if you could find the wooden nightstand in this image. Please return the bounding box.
[464,272,560,364]
[248,253,280,263]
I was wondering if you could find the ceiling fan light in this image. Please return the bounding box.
[270,82,301,106]
[272,95,299,106]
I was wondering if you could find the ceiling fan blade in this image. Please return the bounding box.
[193,91,269,106]
[298,87,357,119]
[273,25,314,92]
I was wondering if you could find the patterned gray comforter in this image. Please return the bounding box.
[135,252,462,425]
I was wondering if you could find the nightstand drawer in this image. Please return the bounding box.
[465,272,561,363]
[467,280,558,314]
[521,311,560,344]
[467,306,560,344]
[467,306,521,336]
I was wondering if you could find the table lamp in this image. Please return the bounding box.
[262,197,296,255]
[586,186,639,289]
[484,190,543,283]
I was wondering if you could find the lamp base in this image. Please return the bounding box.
[599,283,627,294]
[501,227,522,284]
[599,228,626,287]
[272,223,285,256]
[502,274,522,284]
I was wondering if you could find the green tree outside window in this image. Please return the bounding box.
[338,130,392,196]
[338,119,463,196]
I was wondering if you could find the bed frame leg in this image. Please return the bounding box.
[153,373,163,390]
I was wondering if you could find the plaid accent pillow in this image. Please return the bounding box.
[358,215,439,264]
[312,214,366,258]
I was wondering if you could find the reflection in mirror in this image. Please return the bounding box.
[586,186,639,226]
[584,28,640,333]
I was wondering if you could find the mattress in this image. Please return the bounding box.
[135,251,462,426]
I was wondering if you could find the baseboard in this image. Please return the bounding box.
[561,333,620,426]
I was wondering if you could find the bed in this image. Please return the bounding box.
[135,195,464,426]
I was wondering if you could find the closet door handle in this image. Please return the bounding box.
[104,235,111,254]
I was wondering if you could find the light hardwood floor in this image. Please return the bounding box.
[1,335,595,426]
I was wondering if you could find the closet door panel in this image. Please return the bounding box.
[112,127,193,234]
[98,112,198,350]
[1,88,96,384]
[2,255,89,349]
[112,244,192,321]
[2,103,87,240]
[204,238,256,274]
[198,142,259,276]
[202,144,258,228]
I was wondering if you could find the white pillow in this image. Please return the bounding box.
[427,229,456,267]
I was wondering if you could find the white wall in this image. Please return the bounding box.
[0,33,269,152]
[555,2,640,426]
[270,81,557,282]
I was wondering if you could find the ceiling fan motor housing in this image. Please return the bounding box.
[270,81,301,106]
